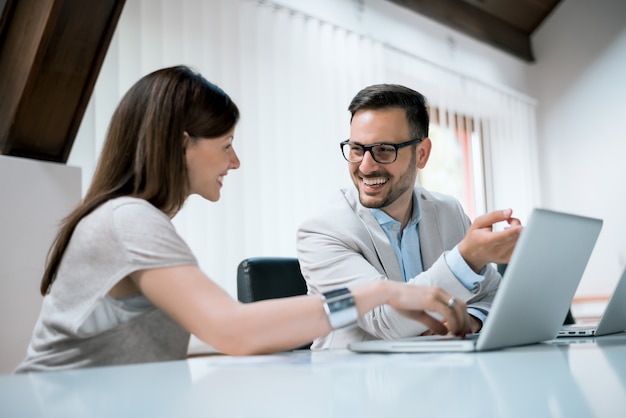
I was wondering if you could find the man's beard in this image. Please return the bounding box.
[355,155,417,209]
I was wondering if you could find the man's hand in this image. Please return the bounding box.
[458,209,523,273]
[469,315,482,333]
[420,312,480,336]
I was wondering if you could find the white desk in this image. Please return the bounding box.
[2,334,626,418]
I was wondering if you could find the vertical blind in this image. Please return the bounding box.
[70,0,539,296]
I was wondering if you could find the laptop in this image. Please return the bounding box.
[348,208,603,353]
[557,266,626,337]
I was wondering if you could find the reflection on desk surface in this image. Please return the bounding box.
[2,336,626,418]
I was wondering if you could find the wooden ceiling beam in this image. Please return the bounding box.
[388,0,535,62]
[0,0,125,162]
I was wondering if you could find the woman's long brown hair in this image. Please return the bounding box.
[40,66,239,295]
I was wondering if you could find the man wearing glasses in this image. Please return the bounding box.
[297,84,522,350]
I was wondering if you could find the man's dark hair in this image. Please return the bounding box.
[348,84,429,139]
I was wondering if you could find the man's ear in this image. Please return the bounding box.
[416,137,432,169]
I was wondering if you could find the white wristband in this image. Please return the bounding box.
[322,288,358,330]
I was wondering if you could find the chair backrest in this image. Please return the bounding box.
[237,257,307,303]
[237,257,310,349]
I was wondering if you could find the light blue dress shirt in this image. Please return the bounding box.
[370,193,487,324]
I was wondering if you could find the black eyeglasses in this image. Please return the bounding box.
[340,138,423,164]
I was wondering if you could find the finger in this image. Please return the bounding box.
[445,295,471,336]
[439,309,471,336]
[436,294,467,335]
[450,312,468,337]
[507,217,522,227]
[472,209,516,229]
[484,221,524,244]
[456,311,473,336]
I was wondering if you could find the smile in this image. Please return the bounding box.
[362,177,388,186]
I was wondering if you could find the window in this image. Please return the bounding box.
[419,108,486,220]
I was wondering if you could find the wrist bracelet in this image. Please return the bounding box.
[322,288,358,330]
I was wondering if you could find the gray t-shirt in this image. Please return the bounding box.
[16,197,197,373]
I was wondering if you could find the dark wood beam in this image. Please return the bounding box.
[0,0,125,163]
[388,0,535,62]
[0,0,14,37]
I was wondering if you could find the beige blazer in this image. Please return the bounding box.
[297,185,501,349]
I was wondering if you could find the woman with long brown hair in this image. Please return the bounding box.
[16,66,470,372]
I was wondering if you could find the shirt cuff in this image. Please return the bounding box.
[468,307,487,327]
[445,245,485,291]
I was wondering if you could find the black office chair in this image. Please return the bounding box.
[497,263,575,325]
[236,257,311,349]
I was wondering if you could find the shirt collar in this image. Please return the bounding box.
[370,192,422,227]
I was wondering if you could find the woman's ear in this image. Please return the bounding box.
[182,131,190,152]
[416,137,432,169]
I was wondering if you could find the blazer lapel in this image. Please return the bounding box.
[418,196,445,269]
[346,188,404,281]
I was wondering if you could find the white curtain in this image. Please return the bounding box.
[70,0,538,296]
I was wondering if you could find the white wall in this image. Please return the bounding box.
[0,156,81,374]
[529,0,626,297]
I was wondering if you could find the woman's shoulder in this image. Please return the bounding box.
[86,197,194,260]
[113,197,172,231]
[105,196,162,213]
[81,197,173,239]
[98,197,168,222]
